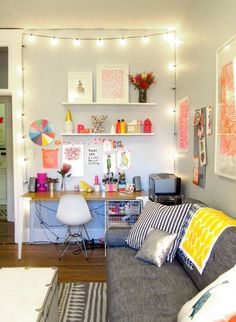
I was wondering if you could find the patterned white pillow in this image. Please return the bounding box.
[178,265,236,322]
[126,201,192,262]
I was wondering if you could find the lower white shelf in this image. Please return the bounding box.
[61,132,155,136]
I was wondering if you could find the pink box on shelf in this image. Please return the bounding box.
[105,183,118,192]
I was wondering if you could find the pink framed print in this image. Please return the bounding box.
[177,96,189,152]
[215,35,236,180]
[96,64,129,103]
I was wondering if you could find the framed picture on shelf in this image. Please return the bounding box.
[215,35,236,180]
[96,64,129,103]
[68,72,93,103]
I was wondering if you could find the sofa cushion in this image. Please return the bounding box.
[177,265,236,322]
[136,229,177,267]
[107,247,198,322]
[179,227,236,291]
[126,201,192,262]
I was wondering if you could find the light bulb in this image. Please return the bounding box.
[28,34,34,43]
[74,38,81,46]
[225,45,230,51]
[16,134,25,143]
[168,106,175,115]
[142,36,149,44]
[168,63,176,71]
[163,33,175,43]
[119,37,127,46]
[97,38,104,47]
[16,111,23,120]
[51,37,58,45]
[17,89,24,97]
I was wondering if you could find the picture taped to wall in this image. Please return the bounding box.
[103,153,116,174]
[193,107,207,187]
[215,38,236,180]
[117,149,131,170]
[87,146,100,166]
[96,64,129,103]
[68,72,93,103]
[29,119,55,146]
[62,143,84,177]
[177,96,189,152]
[42,149,58,169]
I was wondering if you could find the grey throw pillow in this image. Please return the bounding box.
[135,229,177,267]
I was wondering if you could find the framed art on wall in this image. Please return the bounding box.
[96,64,129,103]
[177,96,189,152]
[68,72,93,103]
[215,35,236,180]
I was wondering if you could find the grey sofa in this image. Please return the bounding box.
[106,226,236,322]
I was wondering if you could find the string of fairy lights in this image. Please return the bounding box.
[18,30,178,185]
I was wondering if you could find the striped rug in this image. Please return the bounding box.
[59,282,107,322]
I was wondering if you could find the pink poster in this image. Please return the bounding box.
[178,97,189,152]
[42,149,58,168]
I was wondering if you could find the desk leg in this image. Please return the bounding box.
[30,201,34,244]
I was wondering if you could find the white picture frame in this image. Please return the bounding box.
[96,64,129,103]
[68,72,93,103]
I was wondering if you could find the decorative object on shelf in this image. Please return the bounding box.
[127,120,142,133]
[65,109,74,133]
[91,115,107,133]
[110,124,116,134]
[77,123,90,133]
[96,64,129,103]
[68,72,93,103]
[129,72,155,103]
[143,118,152,133]
[57,163,72,191]
[37,173,48,192]
[29,119,55,146]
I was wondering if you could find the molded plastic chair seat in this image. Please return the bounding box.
[56,195,92,259]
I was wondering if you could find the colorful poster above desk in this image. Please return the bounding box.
[87,146,100,166]
[117,149,131,170]
[42,149,58,168]
[62,143,84,176]
[103,153,116,173]
[177,97,189,152]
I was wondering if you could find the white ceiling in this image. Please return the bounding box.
[0,0,191,31]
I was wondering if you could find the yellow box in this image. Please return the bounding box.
[127,123,142,133]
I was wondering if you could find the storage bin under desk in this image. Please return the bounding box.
[0,267,58,322]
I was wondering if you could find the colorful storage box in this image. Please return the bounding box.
[105,183,118,192]
[127,123,142,133]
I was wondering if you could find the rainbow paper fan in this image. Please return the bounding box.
[29,119,55,146]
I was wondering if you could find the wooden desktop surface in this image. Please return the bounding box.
[21,190,146,201]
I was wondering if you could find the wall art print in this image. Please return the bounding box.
[62,143,84,177]
[117,149,131,170]
[68,72,93,103]
[177,96,189,152]
[215,36,236,180]
[96,64,129,103]
[29,119,55,146]
[42,148,58,169]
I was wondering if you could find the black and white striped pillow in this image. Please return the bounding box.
[126,201,192,262]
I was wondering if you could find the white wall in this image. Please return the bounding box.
[176,0,236,217]
[23,29,176,241]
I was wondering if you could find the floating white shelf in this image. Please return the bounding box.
[62,102,156,106]
[61,132,155,136]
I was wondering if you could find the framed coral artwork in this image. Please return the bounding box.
[215,35,236,180]
[96,64,129,103]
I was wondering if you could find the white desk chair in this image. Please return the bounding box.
[56,195,92,260]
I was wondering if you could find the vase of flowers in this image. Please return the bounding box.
[129,72,155,103]
[57,163,72,191]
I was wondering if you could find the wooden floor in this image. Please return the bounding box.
[0,221,107,283]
